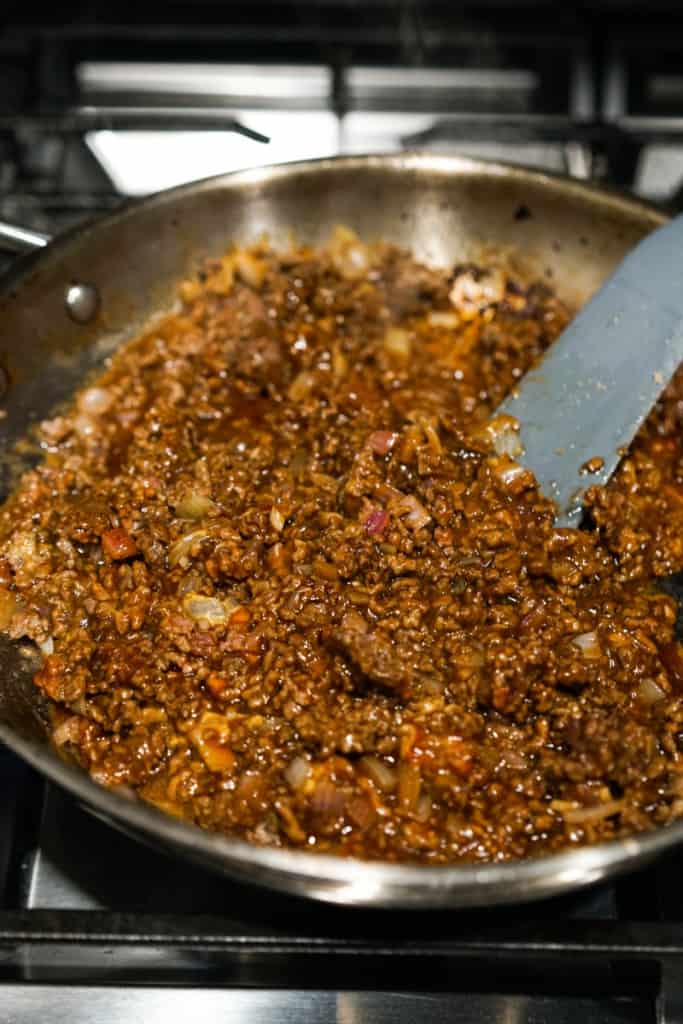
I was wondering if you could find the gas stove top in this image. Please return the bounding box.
[4,5,683,1022]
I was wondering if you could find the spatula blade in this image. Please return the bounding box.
[498,215,683,526]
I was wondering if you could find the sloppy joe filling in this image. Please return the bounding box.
[2,228,683,864]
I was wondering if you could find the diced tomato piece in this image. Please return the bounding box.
[101,528,138,560]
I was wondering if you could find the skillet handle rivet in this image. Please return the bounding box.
[65,282,100,324]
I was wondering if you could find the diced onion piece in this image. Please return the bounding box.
[344,244,368,273]
[5,531,43,573]
[311,779,346,817]
[310,472,337,493]
[449,266,506,316]
[394,494,431,531]
[492,458,529,488]
[0,586,18,630]
[502,748,528,771]
[637,677,667,704]
[39,636,54,656]
[397,762,422,811]
[225,631,262,654]
[206,259,234,296]
[53,715,83,747]
[329,225,369,277]
[268,542,290,575]
[189,711,235,772]
[573,631,601,660]
[179,278,202,303]
[77,387,113,416]
[346,794,376,830]
[73,414,97,438]
[368,430,398,456]
[234,250,267,289]
[481,266,506,302]
[270,507,285,532]
[422,421,442,454]
[415,794,433,822]
[427,311,460,328]
[456,556,482,569]
[168,529,211,568]
[275,801,307,843]
[183,593,226,625]
[332,343,348,381]
[363,507,389,536]
[562,800,624,825]
[175,490,216,520]
[360,755,397,793]
[485,415,523,458]
[383,327,413,361]
[182,592,239,627]
[284,755,311,791]
[488,456,536,496]
[288,370,316,402]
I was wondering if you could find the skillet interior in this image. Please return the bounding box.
[0,152,674,907]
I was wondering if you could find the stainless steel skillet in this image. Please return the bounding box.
[0,152,673,908]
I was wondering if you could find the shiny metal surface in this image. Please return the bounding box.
[0,987,649,1024]
[65,282,100,324]
[0,152,676,908]
[0,989,452,1024]
[0,221,49,253]
[26,844,103,911]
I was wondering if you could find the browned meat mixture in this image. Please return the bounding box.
[3,227,683,864]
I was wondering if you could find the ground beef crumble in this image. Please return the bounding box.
[2,226,683,864]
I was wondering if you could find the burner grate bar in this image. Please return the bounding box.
[1,109,269,142]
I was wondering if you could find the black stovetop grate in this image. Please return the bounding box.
[6,6,683,223]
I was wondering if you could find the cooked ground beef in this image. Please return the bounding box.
[2,227,683,864]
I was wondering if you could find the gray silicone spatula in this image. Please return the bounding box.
[497,214,683,527]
